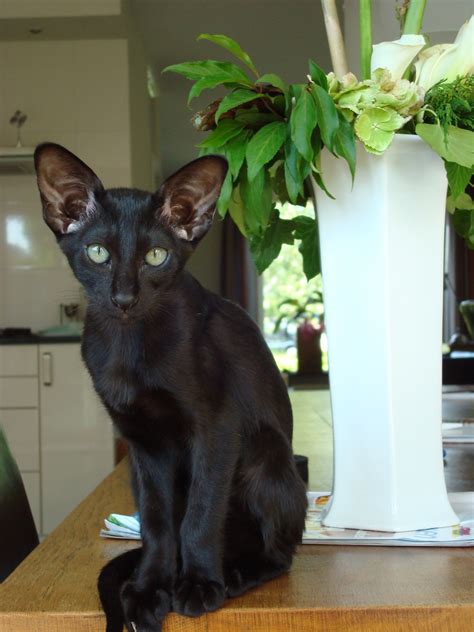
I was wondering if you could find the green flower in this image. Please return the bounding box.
[375,78,425,116]
[326,67,424,154]
[328,69,424,116]
[326,71,340,94]
[371,68,395,91]
[354,107,409,154]
[339,72,359,91]
[336,84,373,114]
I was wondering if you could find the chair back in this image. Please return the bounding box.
[0,426,39,581]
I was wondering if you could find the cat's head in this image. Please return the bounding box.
[34,143,228,320]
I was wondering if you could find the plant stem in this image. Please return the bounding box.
[261,96,284,119]
[359,0,372,80]
[396,0,410,33]
[402,0,427,34]
[321,0,349,77]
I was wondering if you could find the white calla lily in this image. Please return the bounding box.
[414,44,454,89]
[371,34,426,81]
[415,15,474,90]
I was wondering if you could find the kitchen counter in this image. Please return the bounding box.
[0,334,81,345]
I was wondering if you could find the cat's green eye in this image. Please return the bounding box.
[145,247,168,267]
[86,244,110,264]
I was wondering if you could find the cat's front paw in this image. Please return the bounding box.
[172,574,225,617]
[120,580,171,632]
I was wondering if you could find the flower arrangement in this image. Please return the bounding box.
[164,1,474,279]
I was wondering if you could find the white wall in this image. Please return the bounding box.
[343,0,473,76]
[0,38,131,330]
[127,25,156,191]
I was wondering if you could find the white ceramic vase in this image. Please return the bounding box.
[313,134,459,531]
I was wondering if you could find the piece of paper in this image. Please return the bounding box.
[100,493,474,547]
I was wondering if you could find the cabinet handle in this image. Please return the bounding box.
[42,352,52,386]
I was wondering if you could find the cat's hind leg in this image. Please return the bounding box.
[223,501,298,598]
[224,426,307,598]
[224,550,291,598]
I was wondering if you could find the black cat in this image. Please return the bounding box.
[34,143,307,632]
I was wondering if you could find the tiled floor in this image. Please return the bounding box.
[290,388,474,493]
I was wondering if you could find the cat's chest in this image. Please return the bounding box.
[82,329,165,411]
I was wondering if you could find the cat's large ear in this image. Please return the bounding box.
[157,155,228,242]
[34,143,104,235]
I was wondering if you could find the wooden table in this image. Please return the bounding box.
[1,460,473,632]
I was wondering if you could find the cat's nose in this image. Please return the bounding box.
[111,292,138,312]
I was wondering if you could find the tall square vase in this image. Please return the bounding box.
[313,134,459,531]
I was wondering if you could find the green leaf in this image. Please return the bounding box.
[216,169,233,217]
[284,135,306,203]
[197,34,259,76]
[163,60,251,84]
[256,73,287,93]
[311,127,323,159]
[445,161,473,199]
[312,171,335,199]
[290,83,304,100]
[224,129,251,178]
[333,112,356,180]
[284,163,303,204]
[293,215,314,238]
[268,159,284,178]
[416,124,474,169]
[308,60,328,91]
[234,110,278,126]
[447,191,474,214]
[214,88,262,121]
[290,89,318,162]
[198,119,246,148]
[249,209,295,274]
[188,75,243,104]
[311,84,339,152]
[227,186,247,236]
[272,95,287,115]
[240,165,273,232]
[294,215,320,280]
[270,161,291,204]
[453,208,474,245]
[246,121,287,180]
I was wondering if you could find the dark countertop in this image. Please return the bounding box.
[0,334,81,345]
[443,351,474,385]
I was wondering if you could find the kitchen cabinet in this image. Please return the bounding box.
[0,345,40,532]
[0,343,114,537]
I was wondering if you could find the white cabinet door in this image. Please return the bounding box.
[0,377,38,408]
[39,343,114,534]
[0,345,38,377]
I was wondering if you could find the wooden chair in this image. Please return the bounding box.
[0,426,39,582]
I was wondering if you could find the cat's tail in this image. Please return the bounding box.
[97,547,142,632]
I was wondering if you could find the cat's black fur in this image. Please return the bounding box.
[34,143,307,632]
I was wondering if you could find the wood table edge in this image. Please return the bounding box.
[1,603,472,632]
